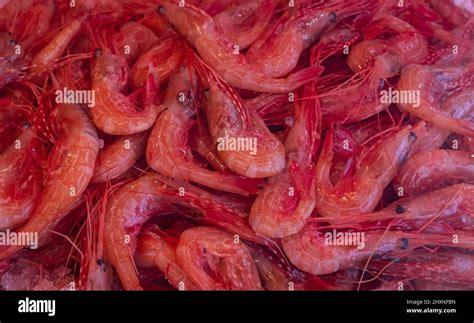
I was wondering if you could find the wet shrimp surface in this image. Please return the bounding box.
[0,0,473,291]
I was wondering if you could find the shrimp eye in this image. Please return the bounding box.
[97,258,105,266]
[94,48,103,58]
[395,205,406,214]
[22,121,31,129]
[408,131,417,141]
[329,12,337,23]
[398,238,409,250]
[204,89,210,98]
[158,6,166,14]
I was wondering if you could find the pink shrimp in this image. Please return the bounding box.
[90,48,161,135]
[176,226,263,290]
[247,1,367,78]
[130,36,184,89]
[0,102,99,260]
[0,32,28,88]
[0,127,42,229]
[213,0,275,50]
[158,2,319,93]
[396,150,474,196]
[314,126,417,218]
[310,26,360,64]
[91,131,149,184]
[282,220,474,276]
[136,227,198,290]
[430,0,474,27]
[198,57,287,178]
[397,64,474,137]
[146,65,262,195]
[249,86,320,238]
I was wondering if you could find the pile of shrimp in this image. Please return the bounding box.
[0,0,473,291]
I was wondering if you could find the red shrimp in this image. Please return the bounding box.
[158,2,319,93]
[396,150,474,196]
[146,66,262,195]
[431,0,474,27]
[176,226,263,290]
[0,102,99,260]
[314,126,417,218]
[213,0,275,50]
[0,32,28,88]
[397,64,474,137]
[136,228,198,290]
[0,127,42,229]
[130,36,184,89]
[249,86,320,238]
[91,131,149,184]
[204,78,286,177]
[91,48,161,135]
[310,26,360,65]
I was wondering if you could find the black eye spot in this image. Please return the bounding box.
[395,205,406,214]
[94,48,103,58]
[97,258,105,266]
[398,238,409,250]
[329,12,337,23]
[158,6,166,14]
[408,131,417,141]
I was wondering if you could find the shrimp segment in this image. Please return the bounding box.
[0,103,99,259]
[136,228,198,290]
[158,2,319,93]
[314,126,417,218]
[91,131,149,184]
[146,66,262,195]
[397,150,474,196]
[176,226,263,290]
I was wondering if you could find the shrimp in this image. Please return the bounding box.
[90,48,161,135]
[282,220,473,276]
[158,2,319,93]
[249,86,320,238]
[310,26,359,65]
[0,127,42,229]
[314,126,417,218]
[130,37,184,89]
[396,150,474,196]
[112,22,159,66]
[0,102,99,260]
[431,0,474,27]
[146,65,263,195]
[29,18,84,83]
[213,0,275,50]
[200,58,286,178]
[397,64,474,137]
[103,173,177,290]
[91,131,149,184]
[247,2,357,78]
[136,228,198,290]
[176,226,263,290]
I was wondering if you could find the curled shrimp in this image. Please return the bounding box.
[0,127,42,229]
[213,0,275,50]
[130,36,184,89]
[158,2,319,93]
[176,226,263,290]
[396,150,474,196]
[249,85,320,238]
[91,131,149,184]
[314,126,417,218]
[90,48,161,135]
[397,64,474,137]
[247,1,361,78]
[0,102,99,260]
[203,75,286,178]
[146,65,262,195]
[136,227,198,290]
